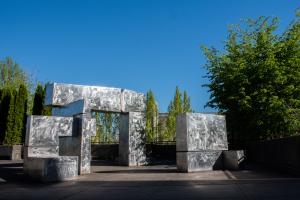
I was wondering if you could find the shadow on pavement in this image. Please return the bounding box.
[1,160,300,200]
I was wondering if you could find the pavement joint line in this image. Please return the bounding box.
[224,171,251,200]
[224,170,237,180]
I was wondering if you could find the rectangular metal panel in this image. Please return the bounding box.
[176,113,228,151]
[25,116,73,147]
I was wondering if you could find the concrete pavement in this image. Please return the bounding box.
[0,160,300,200]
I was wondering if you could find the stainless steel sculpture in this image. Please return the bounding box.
[24,83,147,181]
[23,116,78,181]
[24,82,238,181]
[176,113,228,172]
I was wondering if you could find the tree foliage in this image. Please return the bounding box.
[183,91,193,113]
[2,84,28,145]
[146,90,159,143]
[202,12,300,142]
[92,112,120,144]
[0,88,12,144]
[0,58,31,145]
[165,86,193,141]
[32,83,51,116]
[0,57,27,90]
[14,84,28,144]
[3,89,17,144]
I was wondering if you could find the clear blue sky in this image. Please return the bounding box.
[0,0,298,112]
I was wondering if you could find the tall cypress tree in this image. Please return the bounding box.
[0,88,11,144]
[13,84,28,144]
[32,84,44,115]
[146,90,158,143]
[32,84,51,116]
[42,85,52,115]
[173,86,183,114]
[183,91,192,113]
[4,90,17,145]
[0,57,31,145]
[165,86,183,141]
[165,101,176,141]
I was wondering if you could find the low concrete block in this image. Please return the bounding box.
[223,150,245,170]
[0,145,22,160]
[176,113,228,152]
[177,151,223,172]
[24,156,78,182]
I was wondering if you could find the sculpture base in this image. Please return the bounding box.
[177,151,223,172]
[24,156,78,182]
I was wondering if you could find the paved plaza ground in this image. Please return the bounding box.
[0,160,300,200]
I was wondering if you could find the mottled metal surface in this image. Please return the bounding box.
[46,83,122,112]
[45,83,146,112]
[121,89,146,112]
[176,114,188,152]
[177,151,223,172]
[223,150,245,170]
[77,114,96,174]
[25,116,73,147]
[24,146,59,158]
[176,113,228,152]
[28,82,148,178]
[119,112,147,166]
[24,115,79,181]
[24,156,78,182]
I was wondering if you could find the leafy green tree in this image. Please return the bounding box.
[13,84,28,144]
[92,112,119,144]
[32,84,44,115]
[165,102,176,141]
[3,90,17,144]
[173,86,183,114]
[157,113,168,141]
[42,85,52,116]
[0,57,27,90]
[183,91,192,113]
[165,86,183,141]
[202,13,300,143]
[0,88,12,144]
[32,83,51,116]
[146,90,159,143]
[2,85,28,145]
[0,57,32,145]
